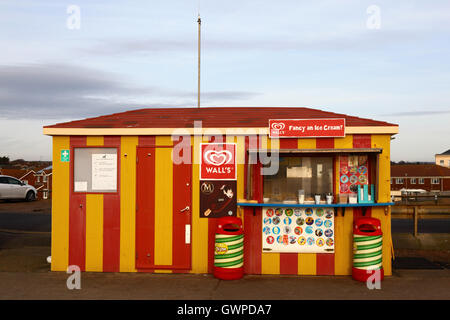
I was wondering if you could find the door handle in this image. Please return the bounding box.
[180,206,190,213]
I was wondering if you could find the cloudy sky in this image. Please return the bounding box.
[0,0,449,161]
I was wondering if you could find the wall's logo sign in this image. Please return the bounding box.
[200,143,236,180]
[204,150,233,166]
[271,122,285,131]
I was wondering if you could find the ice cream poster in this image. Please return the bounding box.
[200,180,237,218]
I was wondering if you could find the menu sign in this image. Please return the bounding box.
[262,207,335,253]
[269,119,345,138]
[200,143,236,180]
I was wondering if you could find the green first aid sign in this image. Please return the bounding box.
[61,149,70,162]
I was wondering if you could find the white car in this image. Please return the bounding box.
[0,175,37,201]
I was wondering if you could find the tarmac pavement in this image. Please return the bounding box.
[0,268,449,300]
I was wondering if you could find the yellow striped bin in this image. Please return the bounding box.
[214,233,244,280]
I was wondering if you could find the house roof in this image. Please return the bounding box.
[44,107,398,130]
[391,164,450,177]
[438,149,450,155]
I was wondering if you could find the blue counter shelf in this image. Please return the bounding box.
[237,202,394,216]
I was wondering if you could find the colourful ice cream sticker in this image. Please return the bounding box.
[283,217,292,225]
[272,226,280,235]
[307,237,315,245]
[305,208,314,216]
[325,229,333,238]
[298,236,306,245]
[315,218,323,227]
[266,209,274,217]
[294,226,303,235]
[305,226,313,234]
[285,208,293,217]
[324,220,332,228]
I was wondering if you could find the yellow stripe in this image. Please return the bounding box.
[84,136,104,272]
[261,137,280,274]
[333,135,353,275]
[297,138,317,275]
[120,136,138,272]
[85,194,103,271]
[154,147,173,266]
[371,134,392,275]
[51,136,70,271]
[191,136,209,273]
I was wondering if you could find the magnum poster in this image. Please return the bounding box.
[200,180,237,218]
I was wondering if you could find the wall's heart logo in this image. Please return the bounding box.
[271,122,285,130]
[204,150,233,166]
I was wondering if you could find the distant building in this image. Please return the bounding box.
[435,149,450,168]
[391,164,450,192]
[0,166,52,199]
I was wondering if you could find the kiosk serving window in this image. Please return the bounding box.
[73,148,118,193]
[263,156,333,203]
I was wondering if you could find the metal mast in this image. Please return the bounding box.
[197,14,201,108]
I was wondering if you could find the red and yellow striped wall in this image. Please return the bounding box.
[51,133,392,275]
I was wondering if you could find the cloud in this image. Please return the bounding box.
[0,63,259,120]
[380,110,450,117]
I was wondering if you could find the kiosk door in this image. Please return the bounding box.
[136,146,192,270]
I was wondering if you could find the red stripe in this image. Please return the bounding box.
[135,147,155,269]
[280,253,298,275]
[316,138,334,149]
[69,136,87,271]
[138,136,156,146]
[244,207,262,274]
[172,139,192,270]
[102,136,121,272]
[279,138,298,149]
[353,134,371,149]
[316,137,335,275]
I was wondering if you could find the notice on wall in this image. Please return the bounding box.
[74,181,87,192]
[339,155,369,194]
[92,153,117,191]
[200,180,237,218]
[262,207,335,253]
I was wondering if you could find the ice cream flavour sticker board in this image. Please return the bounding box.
[262,207,335,253]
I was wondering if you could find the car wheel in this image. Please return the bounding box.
[26,191,36,202]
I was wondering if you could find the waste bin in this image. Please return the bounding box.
[352,217,384,282]
[214,216,244,280]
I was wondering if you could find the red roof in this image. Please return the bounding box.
[44,107,397,129]
[391,164,450,177]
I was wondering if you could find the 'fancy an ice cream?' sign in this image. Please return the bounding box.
[269,118,346,138]
[200,143,237,180]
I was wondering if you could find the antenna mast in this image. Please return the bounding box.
[197,14,201,108]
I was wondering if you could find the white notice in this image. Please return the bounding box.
[92,153,117,191]
[74,181,87,192]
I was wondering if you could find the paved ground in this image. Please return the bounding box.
[0,269,449,300]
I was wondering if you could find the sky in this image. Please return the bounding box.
[0,0,449,162]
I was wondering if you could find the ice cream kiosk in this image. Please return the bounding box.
[43,107,397,276]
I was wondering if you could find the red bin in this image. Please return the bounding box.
[213,216,244,280]
[352,217,384,282]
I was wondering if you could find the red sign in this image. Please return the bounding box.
[269,119,346,138]
[200,143,236,180]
